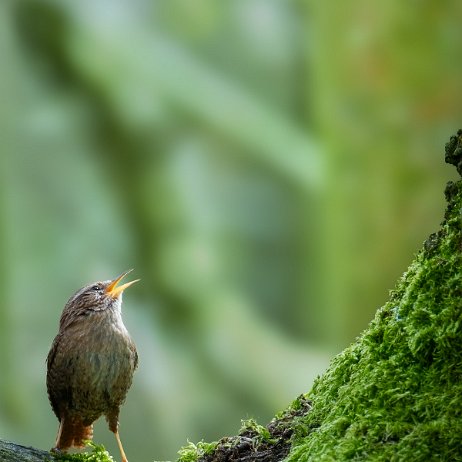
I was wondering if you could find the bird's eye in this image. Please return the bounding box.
[91,284,102,292]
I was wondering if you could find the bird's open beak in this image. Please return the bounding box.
[106,269,139,299]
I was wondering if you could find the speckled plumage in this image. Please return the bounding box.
[46,273,138,459]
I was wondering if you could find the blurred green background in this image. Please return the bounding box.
[1,0,462,460]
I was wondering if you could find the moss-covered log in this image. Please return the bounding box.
[179,131,462,462]
[0,439,115,462]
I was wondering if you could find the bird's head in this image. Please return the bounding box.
[60,270,139,324]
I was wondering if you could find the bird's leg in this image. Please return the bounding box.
[54,420,63,449]
[114,430,128,462]
[106,410,128,462]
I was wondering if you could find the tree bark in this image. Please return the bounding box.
[0,439,55,462]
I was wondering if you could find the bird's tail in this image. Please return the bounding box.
[54,417,94,451]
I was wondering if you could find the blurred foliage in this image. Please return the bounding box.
[0,0,461,460]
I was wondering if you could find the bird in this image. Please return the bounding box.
[46,270,139,462]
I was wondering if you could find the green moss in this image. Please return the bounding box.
[287,131,462,461]
[177,440,219,462]
[50,442,114,462]
[238,418,276,445]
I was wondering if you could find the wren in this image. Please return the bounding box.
[46,270,139,462]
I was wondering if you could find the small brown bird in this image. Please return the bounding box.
[46,270,139,462]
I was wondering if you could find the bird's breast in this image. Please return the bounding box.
[61,310,136,397]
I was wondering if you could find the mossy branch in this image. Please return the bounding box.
[0,439,114,462]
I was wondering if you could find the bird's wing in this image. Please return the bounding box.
[46,333,61,370]
[46,333,70,419]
